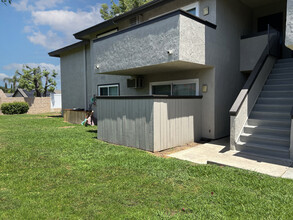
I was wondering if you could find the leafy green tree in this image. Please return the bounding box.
[100,0,151,20]
[3,74,18,93]
[17,65,58,97]
[1,0,11,5]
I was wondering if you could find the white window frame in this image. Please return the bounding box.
[149,79,199,96]
[182,2,199,17]
[97,84,119,96]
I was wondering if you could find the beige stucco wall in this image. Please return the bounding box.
[0,96,52,115]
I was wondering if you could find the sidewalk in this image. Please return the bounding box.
[168,138,293,179]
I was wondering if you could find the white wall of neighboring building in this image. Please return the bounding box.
[50,93,62,109]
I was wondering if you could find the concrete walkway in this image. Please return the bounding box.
[169,138,293,179]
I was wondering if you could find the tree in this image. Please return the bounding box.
[1,0,11,5]
[16,65,58,97]
[100,0,151,20]
[3,74,18,93]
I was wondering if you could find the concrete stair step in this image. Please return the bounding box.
[240,133,290,147]
[269,73,293,79]
[271,69,293,75]
[273,67,293,72]
[253,104,292,113]
[243,124,290,137]
[266,78,293,85]
[260,91,293,98]
[257,97,293,105]
[263,84,293,91]
[274,63,293,68]
[250,111,290,120]
[236,141,290,159]
[277,58,293,64]
[247,118,291,128]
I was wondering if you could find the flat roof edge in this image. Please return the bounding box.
[48,41,89,57]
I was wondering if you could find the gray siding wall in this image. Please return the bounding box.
[153,98,202,151]
[97,98,202,152]
[96,98,154,151]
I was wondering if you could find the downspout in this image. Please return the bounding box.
[84,43,88,111]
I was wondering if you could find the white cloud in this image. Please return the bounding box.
[0,73,9,81]
[31,8,102,38]
[4,63,60,74]
[27,30,65,50]
[22,6,102,50]
[12,0,64,11]
[13,1,103,50]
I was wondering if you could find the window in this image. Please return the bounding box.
[182,3,199,17]
[97,84,119,96]
[150,79,199,96]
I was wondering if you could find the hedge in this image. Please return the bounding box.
[1,102,29,115]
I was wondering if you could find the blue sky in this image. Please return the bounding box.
[0,0,112,89]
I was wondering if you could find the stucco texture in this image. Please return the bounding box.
[286,0,293,50]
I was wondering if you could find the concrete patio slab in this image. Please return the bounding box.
[169,138,293,179]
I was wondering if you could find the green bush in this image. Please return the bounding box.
[1,102,29,115]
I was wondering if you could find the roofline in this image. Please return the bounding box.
[13,88,28,98]
[93,10,217,43]
[73,0,173,40]
[48,41,89,57]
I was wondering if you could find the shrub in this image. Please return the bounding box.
[1,102,29,115]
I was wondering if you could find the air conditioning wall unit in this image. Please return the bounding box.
[127,76,144,88]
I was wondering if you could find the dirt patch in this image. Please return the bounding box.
[59,126,75,129]
[151,142,199,158]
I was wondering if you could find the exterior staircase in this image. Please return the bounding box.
[236,58,293,159]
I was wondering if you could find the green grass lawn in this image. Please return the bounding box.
[0,114,293,219]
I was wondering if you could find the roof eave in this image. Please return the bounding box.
[48,41,89,58]
[73,0,171,40]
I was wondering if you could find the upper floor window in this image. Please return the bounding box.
[182,2,199,17]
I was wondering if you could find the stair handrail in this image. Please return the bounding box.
[230,25,280,116]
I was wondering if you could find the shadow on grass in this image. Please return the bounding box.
[86,130,97,133]
[48,115,63,118]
